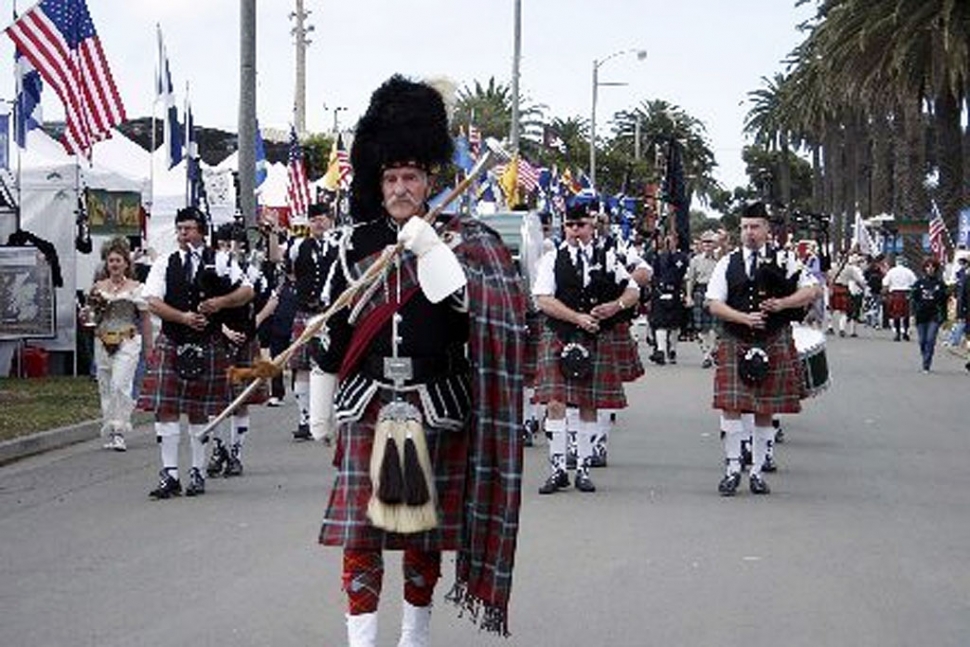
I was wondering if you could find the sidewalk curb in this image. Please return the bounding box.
[0,419,102,466]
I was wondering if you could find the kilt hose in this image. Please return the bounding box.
[287,309,319,372]
[713,327,804,415]
[534,327,628,410]
[692,286,715,332]
[319,391,469,551]
[830,284,852,313]
[137,333,232,420]
[227,337,269,405]
[613,321,644,383]
[887,291,911,319]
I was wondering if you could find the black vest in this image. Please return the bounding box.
[161,247,240,343]
[546,244,626,339]
[293,236,334,312]
[722,247,800,341]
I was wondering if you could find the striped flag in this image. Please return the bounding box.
[517,157,540,193]
[286,126,312,222]
[322,134,352,191]
[6,0,126,157]
[928,202,950,263]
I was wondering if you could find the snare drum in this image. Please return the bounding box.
[791,324,830,397]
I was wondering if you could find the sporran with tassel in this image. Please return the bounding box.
[367,400,438,534]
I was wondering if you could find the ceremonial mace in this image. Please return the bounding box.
[200,139,510,437]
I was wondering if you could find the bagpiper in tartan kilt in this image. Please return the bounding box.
[137,332,233,419]
[692,285,716,332]
[829,283,852,313]
[287,308,319,372]
[713,326,804,415]
[612,320,644,383]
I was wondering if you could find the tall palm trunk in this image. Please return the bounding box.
[934,86,963,235]
[870,113,893,218]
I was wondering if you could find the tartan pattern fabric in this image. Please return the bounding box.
[522,310,544,383]
[342,549,383,614]
[319,392,469,551]
[887,291,910,319]
[228,337,269,405]
[403,549,442,606]
[612,321,644,382]
[137,333,232,419]
[830,284,851,313]
[692,286,716,331]
[287,309,316,371]
[712,328,804,415]
[534,327,629,410]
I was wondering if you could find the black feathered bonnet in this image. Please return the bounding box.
[349,75,453,223]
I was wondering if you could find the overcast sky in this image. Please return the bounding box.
[0,0,814,193]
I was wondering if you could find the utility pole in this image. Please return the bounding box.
[509,0,521,154]
[290,0,314,136]
[239,0,257,227]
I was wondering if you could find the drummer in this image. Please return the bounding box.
[705,202,821,496]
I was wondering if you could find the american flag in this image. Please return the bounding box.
[286,126,312,221]
[928,202,950,263]
[6,0,125,157]
[517,157,540,193]
[468,124,481,159]
[335,135,352,189]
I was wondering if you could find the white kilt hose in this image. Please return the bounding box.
[534,327,629,410]
[137,333,233,419]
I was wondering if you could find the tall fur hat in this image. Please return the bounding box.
[349,75,453,223]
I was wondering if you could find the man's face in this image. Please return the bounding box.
[564,218,593,244]
[309,214,332,237]
[381,165,431,224]
[701,240,714,255]
[176,221,204,249]
[739,217,768,250]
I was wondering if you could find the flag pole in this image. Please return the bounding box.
[150,24,158,223]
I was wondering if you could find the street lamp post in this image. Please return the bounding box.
[332,106,347,135]
[590,48,646,191]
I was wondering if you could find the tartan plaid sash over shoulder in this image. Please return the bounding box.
[444,216,526,635]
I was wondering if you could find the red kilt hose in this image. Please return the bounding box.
[287,309,317,371]
[319,391,470,551]
[612,321,644,383]
[227,337,269,405]
[137,333,233,419]
[829,283,851,313]
[886,290,911,319]
[713,327,803,415]
[534,327,628,410]
[522,310,543,384]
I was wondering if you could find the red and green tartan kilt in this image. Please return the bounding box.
[137,333,232,419]
[692,287,716,331]
[288,309,318,372]
[522,311,544,384]
[534,327,628,410]
[887,291,910,319]
[228,337,270,405]
[612,321,644,382]
[712,328,803,415]
[829,284,852,312]
[319,392,469,551]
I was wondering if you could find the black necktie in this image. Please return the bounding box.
[748,250,758,279]
[183,251,194,283]
[575,248,586,282]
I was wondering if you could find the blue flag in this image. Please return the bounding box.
[255,119,268,187]
[0,114,8,170]
[156,27,183,169]
[14,50,43,148]
[452,134,474,173]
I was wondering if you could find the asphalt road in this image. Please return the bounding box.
[1,326,968,647]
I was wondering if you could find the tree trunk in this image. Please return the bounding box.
[934,86,962,237]
[812,144,823,213]
[870,113,893,218]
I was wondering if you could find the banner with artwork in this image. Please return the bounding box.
[86,189,142,236]
[0,246,56,340]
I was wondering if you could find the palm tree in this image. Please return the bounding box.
[456,77,547,157]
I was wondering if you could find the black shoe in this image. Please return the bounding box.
[761,456,777,473]
[701,357,713,369]
[223,454,243,477]
[293,423,311,440]
[749,473,771,495]
[574,472,596,493]
[538,470,570,494]
[149,470,182,499]
[965,361,970,373]
[206,441,229,477]
[667,351,677,364]
[649,350,666,365]
[718,471,742,496]
[902,333,910,342]
[184,468,206,496]
[894,334,901,342]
